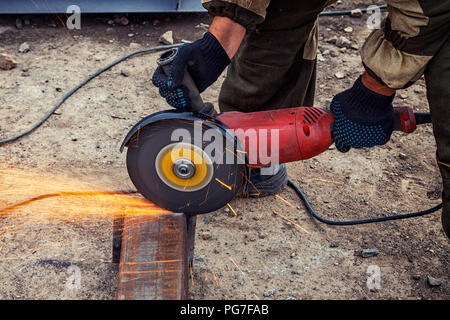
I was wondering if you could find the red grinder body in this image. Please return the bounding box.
[216,107,335,167]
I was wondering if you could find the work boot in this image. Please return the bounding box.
[242,164,288,197]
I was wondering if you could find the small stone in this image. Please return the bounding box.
[196,23,210,30]
[330,242,340,248]
[0,54,17,70]
[224,207,230,213]
[324,98,332,108]
[263,289,276,297]
[127,33,134,38]
[200,232,212,241]
[107,20,114,25]
[351,44,359,50]
[15,18,23,29]
[120,70,129,77]
[335,72,345,79]
[344,27,353,33]
[322,49,330,55]
[399,153,407,160]
[129,42,141,49]
[350,9,363,17]
[290,252,296,258]
[336,36,352,48]
[19,42,30,53]
[355,248,379,258]
[414,88,423,94]
[323,199,330,204]
[329,50,338,57]
[427,275,442,287]
[327,36,338,44]
[21,72,30,77]
[0,26,13,36]
[399,93,408,99]
[114,16,129,26]
[317,52,325,62]
[159,30,174,45]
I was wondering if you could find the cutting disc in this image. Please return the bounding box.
[126,119,245,214]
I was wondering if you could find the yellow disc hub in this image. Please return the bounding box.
[160,146,208,188]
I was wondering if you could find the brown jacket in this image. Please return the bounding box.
[202,0,450,89]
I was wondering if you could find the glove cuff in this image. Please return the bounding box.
[198,32,231,77]
[343,76,395,126]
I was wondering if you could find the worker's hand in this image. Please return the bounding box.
[330,73,396,152]
[152,32,231,109]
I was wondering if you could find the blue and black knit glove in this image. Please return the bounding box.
[330,76,395,153]
[152,32,230,109]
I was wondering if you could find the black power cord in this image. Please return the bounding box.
[0,43,183,146]
[288,179,442,226]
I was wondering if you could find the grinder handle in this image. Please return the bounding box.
[393,107,431,134]
[157,48,205,112]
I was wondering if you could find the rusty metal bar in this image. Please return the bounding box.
[116,205,196,300]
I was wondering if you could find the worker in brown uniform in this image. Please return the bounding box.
[152,0,450,238]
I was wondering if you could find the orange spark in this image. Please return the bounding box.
[229,257,244,275]
[273,210,310,234]
[275,194,295,207]
[227,203,237,217]
[119,270,182,274]
[314,178,343,185]
[215,178,232,190]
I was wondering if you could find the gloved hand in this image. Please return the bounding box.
[330,73,396,152]
[152,32,231,109]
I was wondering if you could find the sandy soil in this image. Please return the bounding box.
[0,2,448,300]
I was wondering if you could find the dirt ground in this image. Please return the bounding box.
[0,1,448,300]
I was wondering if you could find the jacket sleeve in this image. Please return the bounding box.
[361,0,450,89]
[202,0,270,29]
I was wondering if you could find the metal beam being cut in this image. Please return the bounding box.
[116,207,195,300]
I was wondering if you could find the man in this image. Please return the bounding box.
[152,0,449,238]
